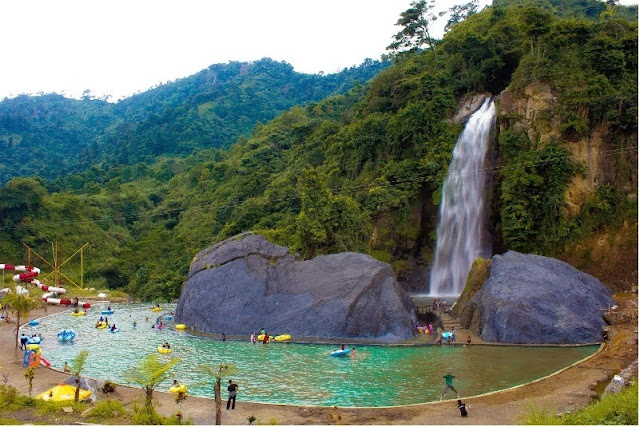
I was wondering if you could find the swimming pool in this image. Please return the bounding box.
[29,303,597,407]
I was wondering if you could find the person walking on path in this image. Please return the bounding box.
[227,379,238,410]
[440,370,459,401]
[457,399,468,417]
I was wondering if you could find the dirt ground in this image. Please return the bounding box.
[0,293,637,425]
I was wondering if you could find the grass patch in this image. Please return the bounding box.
[521,381,638,425]
[34,400,89,416]
[0,417,21,424]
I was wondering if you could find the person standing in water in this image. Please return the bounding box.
[440,370,459,401]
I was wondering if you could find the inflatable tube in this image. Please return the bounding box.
[39,357,51,367]
[169,385,187,394]
[330,349,350,357]
[274,334,291,342]
[158,346,172,354]
[95,322,107,329]
[101,310,114,315]
[257,334,265,341]
[165,315,173,320]
[29,320,39,326]
[441,332,453,339]
[71,311,86,316]
[26,343,40,350]
[0,264,67,296]
[108,328,120,333]
[57,329,76,342]
[175,324,187,330]
[150,307,163,312]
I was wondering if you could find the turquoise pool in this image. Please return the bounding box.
[29,303,597,407]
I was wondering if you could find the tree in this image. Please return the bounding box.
[124,354,180,408]
[441,0,479,33]
[3,290,42,352]
[387,0,439,59]
[197,363,237,425]
[69,350,88,403]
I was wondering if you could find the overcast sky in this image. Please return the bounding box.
[0,0,635,101]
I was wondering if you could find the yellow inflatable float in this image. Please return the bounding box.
[36,384,91,402]
[169,384,187,394]
[175,324,187,330]
[151,307,163,312]
[95,322,107,329]
[158,346,172,354]
[71,311,86,316]
[274,334,291,342]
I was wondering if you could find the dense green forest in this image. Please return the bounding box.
[0,0,636,300]
[0,58,388,185]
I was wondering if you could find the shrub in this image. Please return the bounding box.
[131,403,192,425]
[102,380,117,396]
[88,400,128,423]
[521,381,638,425]
[0,385,35,412]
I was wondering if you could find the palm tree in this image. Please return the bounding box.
[197,363,237,425]
[124,354,180,408]
[3,289,43,352]
[69,350,89,403]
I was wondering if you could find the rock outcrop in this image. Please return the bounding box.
[175,233,415,340]
[454,251,613,344]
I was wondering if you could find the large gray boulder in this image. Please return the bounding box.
[455,251,613,344]
[175,233,415,340]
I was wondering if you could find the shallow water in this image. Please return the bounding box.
[29,303,597,407]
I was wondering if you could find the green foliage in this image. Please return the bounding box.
[87,399,128,423]
[0,0,635,301]
[130,403,191,425]
[0,385,35,412]
[0,59,388,185]
[521,381,638,425]
[498,138,576,253]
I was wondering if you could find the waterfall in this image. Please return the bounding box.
[428,98,495,296]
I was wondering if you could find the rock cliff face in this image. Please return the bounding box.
[454,251,613,344]
[496,83,637,216]
[175,233,415,340]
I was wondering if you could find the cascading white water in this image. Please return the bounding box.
[429,98,495,296]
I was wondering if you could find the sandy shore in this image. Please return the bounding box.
[0,293,636,425]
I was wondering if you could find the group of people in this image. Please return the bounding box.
[415,323,434,335]
[432,298,449,312]
[161,341,171,349]
[19,333,42,350]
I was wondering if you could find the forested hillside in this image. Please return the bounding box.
[0,58,388,184]
[0,0,636,300]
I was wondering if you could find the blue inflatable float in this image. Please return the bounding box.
[441,332,454,339]
[57,329,76,342]
[330,348,350,357]
[109,328,120,333]
[29,320,39,326]
[101,310,114,315]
